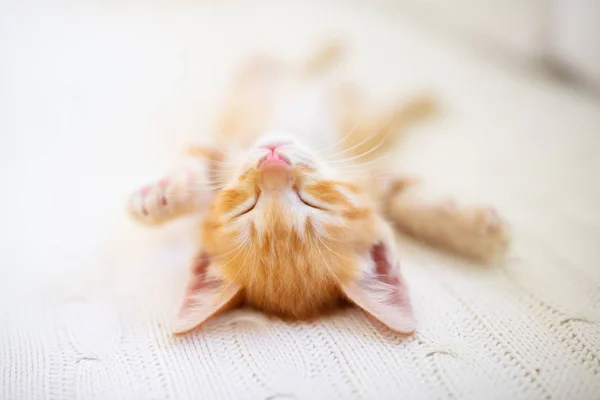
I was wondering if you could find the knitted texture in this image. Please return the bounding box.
[1,1,599,399]
[2,241,600,400]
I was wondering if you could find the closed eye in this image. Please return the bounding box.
[233,195,259,218]
[297,191,326,211]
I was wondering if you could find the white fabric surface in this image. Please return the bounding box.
[1,1,599,399]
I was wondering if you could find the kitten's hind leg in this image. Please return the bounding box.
[382,178,510,262]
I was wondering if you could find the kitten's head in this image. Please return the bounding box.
[174,134,414,335]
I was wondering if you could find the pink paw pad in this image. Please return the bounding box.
[140,185,151,196]
[128,178,174,223]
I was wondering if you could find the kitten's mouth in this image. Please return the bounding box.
[257,151,292,190]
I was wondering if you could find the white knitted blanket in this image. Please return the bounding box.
[1,1,599,399]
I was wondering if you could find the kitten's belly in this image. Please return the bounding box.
[264,80,341,151]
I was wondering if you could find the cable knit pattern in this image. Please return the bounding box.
[3,261,600,400]
[1,1,599,399]
[3,239,600,400]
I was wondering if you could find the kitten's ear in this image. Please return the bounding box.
[340,232,415,334]
[172,253,243,334]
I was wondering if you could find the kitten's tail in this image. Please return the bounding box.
[304,39,345,76]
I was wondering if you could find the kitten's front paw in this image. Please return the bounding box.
[127,179,173,225]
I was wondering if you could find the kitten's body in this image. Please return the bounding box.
[127,42,509,335]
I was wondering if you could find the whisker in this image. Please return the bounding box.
[308,232,342,285]
[205,160,236,168]
[195,157,237,169]
[336,169,390,179]
[215,241,251,298]
[191,183,229,190]
[316,231,357,264]
[334,153,394,169]
[185,178,227,186]
[317,121,360,155]
[247,241,259,288]
[328,130,390,164]
[176,187,226,196]
[215,243,247,271]
[336,169,392,180]
[163,186,225,198]
[308,230,359,288]
[183,181,226,189]
[211,243,246,260]
[337,173,393,182]
[326,125,382,160]
[181,186,225,193]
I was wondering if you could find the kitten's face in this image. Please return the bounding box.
[208,134,375,240]
[174,133,414,335]
[201,134,377,314]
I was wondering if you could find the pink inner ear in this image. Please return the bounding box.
[372,243,399,285]
[340,241,415,334]
[371,243,411,310]
[178,253,214,312]
[173,253,242,335]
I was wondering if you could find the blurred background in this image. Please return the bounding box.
[378,0,600,92]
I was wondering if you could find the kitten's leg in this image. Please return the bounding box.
[382,178,510,262]
[127,163,215,226]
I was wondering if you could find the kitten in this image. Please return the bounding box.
[127,41,509,335]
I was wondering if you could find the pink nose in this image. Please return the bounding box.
[259,140,292,152]
[257,150,291,169]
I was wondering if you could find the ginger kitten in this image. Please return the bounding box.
[127,41,509,335]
